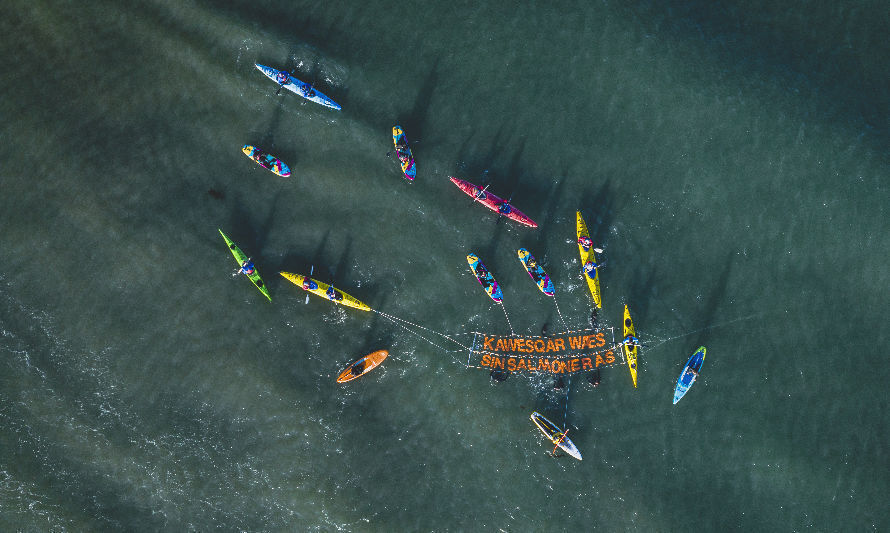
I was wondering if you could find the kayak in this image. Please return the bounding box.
[241,145,291,177]
[622,304,639,388]
[392,126,416,181]
[467,253,503,303]
[530,411,582,461]
[673,346,706,404]
[576,211,602,308]
[218,229,271,302]
[449,177,537,228]
[517,248,554,296]
[337,350,389,383]
[254,63,341,111]
[279,271,371,312]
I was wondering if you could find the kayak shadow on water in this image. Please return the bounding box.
[579,178,615,249]
[398,58,440,149]
[530,171,570,255]
[627,263,659,329]
[690,250,735,351]
[226,191,281,281]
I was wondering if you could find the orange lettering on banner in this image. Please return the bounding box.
[596,332,605,346]
[507,358,517,372]
[546,339,556,352]
[568,336,584,349]
[605,350,615,364]
[582,335,592,348]
[516,358,527,371]
[571,359,580,372]
[595,354,605,367]
[538,358,551,372]
[582,357,593,370]
[534,340,545,353]
[494,339,504,351]
[483,337,494,350]
[481,354,491,367]
[493,357,505,369]
[554,338,566,351]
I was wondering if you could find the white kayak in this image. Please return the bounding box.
[254,63,341,111]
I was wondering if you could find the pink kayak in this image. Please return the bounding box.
[449,177,537,228]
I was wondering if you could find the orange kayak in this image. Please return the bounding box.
[337,350,389,383]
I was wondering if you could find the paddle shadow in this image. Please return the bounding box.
[330,235,354,285]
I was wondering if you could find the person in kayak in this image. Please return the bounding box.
[301,83,315,97]
[276,71,289,84]
[474,188,487,200]
[350,361,366,377]
[498,202,512,215]
[623,335,641,347]
[578,236,604,254]
[240,260,255,276]
[684,367,699,379]
[302,278,318,291]
[583,260,599,279]
[325,285,343,301]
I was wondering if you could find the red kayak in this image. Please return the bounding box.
[449,177,538,228]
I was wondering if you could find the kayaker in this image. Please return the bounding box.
[474,188,486,200]
[623,335,641,347]
[527,257,537,268]
[498,202,512,215]
[583,260,598,279]
[240,260,255,276]
[350,362,365,376]
[302,278,318,291]
[276,71,289,84]
[326,286,342,301]
[685,367,699,379]
[578,236,604,254]
[301,83,314,97]
[398,151,409,162]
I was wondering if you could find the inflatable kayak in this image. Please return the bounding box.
[517,248,554,296]
[622,304,639,388]
[576,211,602,308]
[337,350,389,383]
[241,145,291,177]
[467,253,503,303]
[530,411,582,461]
[449,177,537,228]
[673,346,706,404]
[254,63,341,111]
[219,229,271,302]
[392,125,416,181]
[280,271,370,312]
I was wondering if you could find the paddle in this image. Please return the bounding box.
[471,183,490,205]
[305,265,314,304]
[551,429,569,457]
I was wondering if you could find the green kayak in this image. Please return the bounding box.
[219,229,271,302]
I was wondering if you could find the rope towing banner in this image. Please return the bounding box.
[468,328,618,375]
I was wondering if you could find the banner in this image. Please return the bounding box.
[466,328,619,375]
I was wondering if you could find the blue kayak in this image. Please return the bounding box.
[673,346,706,404]
[254,63,341,111]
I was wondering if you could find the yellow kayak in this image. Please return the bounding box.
[623,304,639,388]
[280,272,371,312]
[576,211,602,308]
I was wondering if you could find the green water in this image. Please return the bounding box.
[1,0,888,530]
